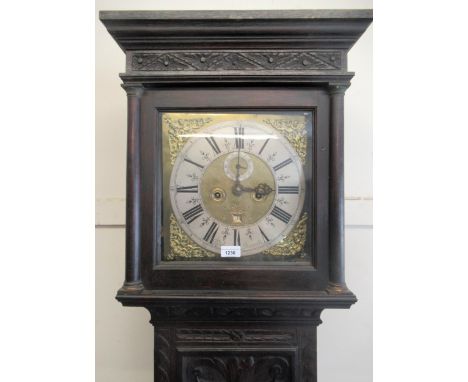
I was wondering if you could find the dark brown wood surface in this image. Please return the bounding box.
[153,323,317,382]
[100,9,373,51]
[100,9,372,382]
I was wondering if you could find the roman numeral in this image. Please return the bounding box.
[205,137,221,155]
[258,138,270,155]
[233,229,241,246]
[273,158,293,172]
[203,222,219,244]
[176,185,198,193]
[182,204,204,224]
[234,126,244,149]
[271,205,292,224]
[184,158,204,169]
[258,226,270,242]
[278,186,299,194]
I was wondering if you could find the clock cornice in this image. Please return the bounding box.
[100,10,371,87]
[99,9,372,51]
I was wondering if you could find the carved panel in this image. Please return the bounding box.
[151,324,318,381]
[132,51,342,72]
[154,328,172,382]
[150,304,322,323]
[176,329,296,343]
[182,353,293,382]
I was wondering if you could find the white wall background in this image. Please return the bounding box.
[95,1,373,381]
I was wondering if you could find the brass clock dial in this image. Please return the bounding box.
[169,121,305,256]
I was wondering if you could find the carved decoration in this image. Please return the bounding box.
[150,305,322,322]
[176,329,296,343]
[155,328,172,382]
[133,51,342,72]
[184,354,292,382]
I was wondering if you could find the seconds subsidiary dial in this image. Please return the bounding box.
[169,121,305,256]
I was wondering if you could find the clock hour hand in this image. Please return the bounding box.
[239,185,254,192]
[238,183,274,199]
[232,149,272,198]
[252,183,273,199]
[234,147,247,178]
[232,146,242,195]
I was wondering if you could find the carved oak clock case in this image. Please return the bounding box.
[100,10,372,382]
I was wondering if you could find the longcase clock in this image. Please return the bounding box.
[100,9,372,382]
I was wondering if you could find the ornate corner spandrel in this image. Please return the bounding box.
[169,213,217,260]
[263,213,308,257]
[262,115,307,164]
[163,114,214,165]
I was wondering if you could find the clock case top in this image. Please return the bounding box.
[99,10,372,312]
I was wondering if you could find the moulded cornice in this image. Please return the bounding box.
[116,289,357,309]
[99,10,373,52]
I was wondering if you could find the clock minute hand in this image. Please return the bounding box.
[232,146,244,196]
[235,146,241,183]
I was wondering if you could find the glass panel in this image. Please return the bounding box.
[161,111,313,263]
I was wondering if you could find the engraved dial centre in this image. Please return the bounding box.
[201,152,275,226]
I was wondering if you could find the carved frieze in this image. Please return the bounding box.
[176,329,296,343]
[131,51,342,72]
[149,304,322,323]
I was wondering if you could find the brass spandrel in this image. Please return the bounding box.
[163,114,213,165]
[168,213,217,259]
[262,117,307,164]
[263,212,308,257]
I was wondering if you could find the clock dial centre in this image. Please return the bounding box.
[200,152,276,226]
